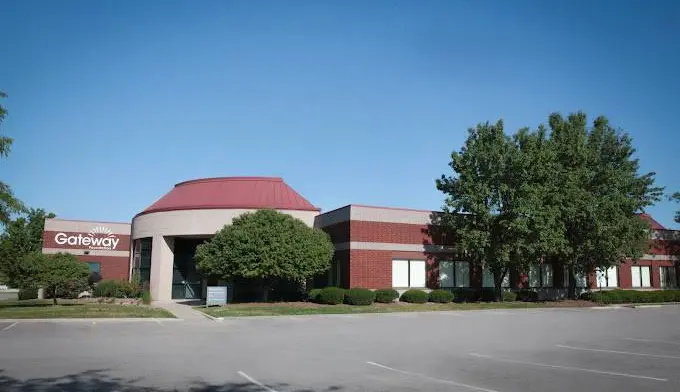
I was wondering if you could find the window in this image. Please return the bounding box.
[631,266,651,288]
[439,261,470,288]
[392,259,426,288]
[596,266,618,288]
[660,266,677,288]
[133,238,152,285]
[87,262,101,274]
[528,264,553,287]
[562,266,587,288]
[482,267,510,288]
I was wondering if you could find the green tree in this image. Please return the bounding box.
[0,209,55,287]
[0,91,25,226]
[195,209,334,301]
[30,252,90,305]
[548,113,662,297]
[436,121,562,301]
[673,192,680,224]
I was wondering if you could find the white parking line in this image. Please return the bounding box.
[366,361,500,392]
[0,322,18,335]
[556,344,680,359]
[153,319,164,326]
[468,353,667,382]
[621,337,680,346]
[237,370,278,392]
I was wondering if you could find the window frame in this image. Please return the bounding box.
[596,266,618,288]
[660,266,677,288]
[439,260,471,288]
[482,267,511,288]
[527,264,554,288]
[631,265,652,288]
[392,259,427,288]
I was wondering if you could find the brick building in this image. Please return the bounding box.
[41,176,679,300]
[41,218,131,280]
[314,204,679,296]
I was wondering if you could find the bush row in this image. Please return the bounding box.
[581,289,680,304]
[307,287,519,305]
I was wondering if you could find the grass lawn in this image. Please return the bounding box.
[199,300,594,318]
[0,299,175,319]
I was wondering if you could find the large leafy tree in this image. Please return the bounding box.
[0,209,55,287]
[25,252,90,305]
[0,91,24,226]
[548,113,662,297]
[195,209,334,301]
[436,121,562,301]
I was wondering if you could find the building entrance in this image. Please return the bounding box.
[172,238,208,300]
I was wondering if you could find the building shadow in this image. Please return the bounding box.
[0,369,343,392]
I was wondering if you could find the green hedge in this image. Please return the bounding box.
[317,287,345,305]
[517,289,539,302]
[18,287,38,300]
[400,289,428,304]
[582,290,680,304]
[344,288,376,305]
[307,288,323,302]
[503,290,518,302]
[93,280,141,298]
[374,288,399,303]
[428,289,454,303]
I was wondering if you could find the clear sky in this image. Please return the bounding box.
[1,0,679,227]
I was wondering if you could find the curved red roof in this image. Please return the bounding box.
[138,177,319,216]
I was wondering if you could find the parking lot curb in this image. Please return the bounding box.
[0,318,184,323]
[199,312,223,322]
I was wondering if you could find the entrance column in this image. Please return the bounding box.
[150,235,174,301]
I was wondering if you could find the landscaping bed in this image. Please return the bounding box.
[198,300,593,318]
[0,299,174,319]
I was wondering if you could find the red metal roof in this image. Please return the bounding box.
[639,213,665,230]
[138,177,319,216]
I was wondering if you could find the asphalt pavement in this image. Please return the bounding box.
[1,305,679,391]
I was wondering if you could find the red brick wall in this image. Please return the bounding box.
[617,260,675,289]
[349,221,429,244]
[75,255,129,280]
[321,222,350,244]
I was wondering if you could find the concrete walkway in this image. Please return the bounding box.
[151,301,213,322]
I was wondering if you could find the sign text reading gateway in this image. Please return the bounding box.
[54,226,120,250]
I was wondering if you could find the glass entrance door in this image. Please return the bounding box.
[172,238,206,299]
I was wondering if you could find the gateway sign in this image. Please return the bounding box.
[54,226,120,250]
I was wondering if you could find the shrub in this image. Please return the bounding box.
[400,289,429,304]
[18,287,38,300]
[584,290,680,304]
[307,288,323,303]
[374,288,399,303]
[503,290,517,302]
[517,289,539,302]
[141,290,152,305]
[93,280,141,298]
[429,289,454,303]
[88,272,102,286]
[344,288,376,305]
[317,287,345,305]
[451,289,479,303]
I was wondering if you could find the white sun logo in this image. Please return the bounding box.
[89,226,114,238]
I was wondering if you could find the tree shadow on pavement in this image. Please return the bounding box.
[0,369,343,392]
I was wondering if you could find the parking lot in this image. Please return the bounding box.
[1,305,679,391]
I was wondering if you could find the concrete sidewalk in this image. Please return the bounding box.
[151,301,213,322]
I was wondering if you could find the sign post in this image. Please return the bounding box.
[206,286,228,306]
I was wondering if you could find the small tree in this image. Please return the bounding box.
[0,209,55,287]
[27,252,90,305]
[195,209,335,301]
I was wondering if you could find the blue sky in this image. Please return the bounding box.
[2,0,679,227]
